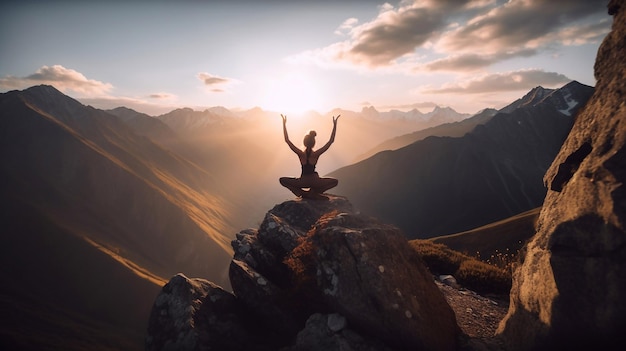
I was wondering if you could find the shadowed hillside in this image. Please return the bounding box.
[0,200,162,351]
[0,85,239,350]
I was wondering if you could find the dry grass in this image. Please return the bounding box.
[409,240,512,296]
[430,207,539,263]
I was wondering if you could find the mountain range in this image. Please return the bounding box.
[0,80,593,350]
[329,80,594,238]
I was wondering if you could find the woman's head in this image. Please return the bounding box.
[303,130,316,148]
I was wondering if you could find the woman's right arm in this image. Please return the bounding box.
[281,114,300,154]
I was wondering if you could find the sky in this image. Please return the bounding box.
[0,0,612,116]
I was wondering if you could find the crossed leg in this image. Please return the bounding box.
[279,176,339,198]
[280,177,306,197]
[310,177,338,194]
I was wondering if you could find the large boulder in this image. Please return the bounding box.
[147,195,462,350]
[285,211,460,351]
[496,1,626,349]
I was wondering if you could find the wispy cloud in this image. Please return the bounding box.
[421,69,571,94]
[0,65,113,95]
[197,72,238,92]
[334,17,359,36]
[148,92,177,100]
[420,49,537,72]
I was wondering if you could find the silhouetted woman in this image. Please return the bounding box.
[279,114,339,200]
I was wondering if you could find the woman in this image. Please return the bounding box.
[279,114,340,200]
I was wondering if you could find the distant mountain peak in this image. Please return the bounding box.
[206,106,235,117]
[499,85,556,114]
[498,81,595,116]
[22,84,71,101]
[525,85,554,100]
[25,84,62,94]
[361,105,379,114]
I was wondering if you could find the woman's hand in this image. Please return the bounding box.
[333,115,340,125]
[281,114,287,125]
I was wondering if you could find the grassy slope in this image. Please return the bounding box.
[408,207,540,296]
[428,207,540,262]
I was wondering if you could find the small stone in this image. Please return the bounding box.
[327,313,346,332]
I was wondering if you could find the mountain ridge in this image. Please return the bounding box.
[329,80,594,238]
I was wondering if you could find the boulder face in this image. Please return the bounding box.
[496,1,626,350]
[146,195,461,351]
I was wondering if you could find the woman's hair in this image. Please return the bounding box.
[303,130,316,148]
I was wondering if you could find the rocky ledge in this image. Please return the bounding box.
[146,195,462,351]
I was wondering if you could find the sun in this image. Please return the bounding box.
[261,70,327,115]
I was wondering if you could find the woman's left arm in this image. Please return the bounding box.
[317,115,340,155]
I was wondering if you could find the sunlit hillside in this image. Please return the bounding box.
[0,86,241,350]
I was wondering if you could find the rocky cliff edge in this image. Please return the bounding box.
[146,195,461,351]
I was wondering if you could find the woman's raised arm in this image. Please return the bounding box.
[316,115,340,155]
[281,114,300,154]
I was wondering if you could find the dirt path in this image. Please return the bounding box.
[436,280,509,350]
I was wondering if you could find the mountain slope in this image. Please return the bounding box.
[0,199,161,351]
[0,85,238,349]
[329,81,594,239]
[354,108,498,163]
[428,206,541,262]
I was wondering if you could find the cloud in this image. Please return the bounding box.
[290,1,478,68]
[197,72,238,92]
[289,0,608,71]
[345,5,446,66]
[198,72,235,87]
[421,69,571,94]
[420,48,537,72]
[0,65,184,115]
[0,65,113,95]
[148,92,177,100]
[334,17,359,36]
[553,18,612,46]
[437,0,609,54]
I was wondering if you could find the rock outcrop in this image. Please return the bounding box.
[146,195,461,350]
[496,1,626,350]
